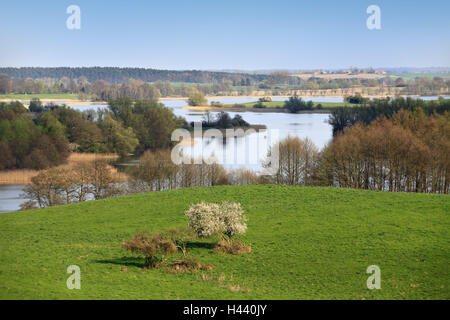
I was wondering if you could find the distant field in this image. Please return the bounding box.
[0,185,448,299]
[0,93,81,101]
[292,73,385,80]
[387,73,450,80]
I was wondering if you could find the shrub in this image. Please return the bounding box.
[122,231,177,268]
[29,98,43,113]
[344,94,369,104]
[231,114,249,127]
[284,96,308,113]
[185,201,247,239]
[187,90,207,106]
[218,202,247,238]
[166,258,212,273]
[163,225,197,257]
[185,202,224,238]
[214,239,252,255]
[210,101,224,108]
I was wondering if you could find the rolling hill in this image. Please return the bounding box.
[0,185,448,299]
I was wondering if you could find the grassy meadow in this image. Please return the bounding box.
[0,185,448,300]
[0,93,81,101]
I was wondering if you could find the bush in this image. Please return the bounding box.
[185,201,247,239]
[214,239,252,255]
[185,202,224,238]
[344,94,369,104]
[283,96,312,113]
[163,225,197,257]
[253,102,266,109]
[210,101,224,108]
[122,231,177,268]
[231,114,249,127]
[29,98,43,113]
[166,258,212,273]
[187,90,207,106]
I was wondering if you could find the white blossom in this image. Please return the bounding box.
[185,201,247,238]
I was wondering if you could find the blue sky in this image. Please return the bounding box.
[0,0,449,69]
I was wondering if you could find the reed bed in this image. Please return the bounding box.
[0,153,128,185]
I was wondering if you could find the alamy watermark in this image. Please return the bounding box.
[66,5,81,30]
[366,5,381,30]
[171,123,280,174]
[66,265,81,289]
[366,265,381,289]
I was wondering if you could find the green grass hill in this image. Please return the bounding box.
[0,185,448,299]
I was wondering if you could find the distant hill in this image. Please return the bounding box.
[0,67,269,84]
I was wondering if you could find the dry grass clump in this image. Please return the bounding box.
[122,232,177,269]
[166,258,213,273]
[225,284,251,293]
[196,273,251,292]
[67,153,118,163]
[122,229,212,272]
[214,239,252,255]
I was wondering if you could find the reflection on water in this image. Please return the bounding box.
[2,95,448,213]
[0,185,26,213]
[176,112,331,171]
[157,97,333,171]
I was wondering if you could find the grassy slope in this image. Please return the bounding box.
[0,185,448,300]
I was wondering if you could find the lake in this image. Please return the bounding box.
[0,185,26,213]
[1,95,448,212]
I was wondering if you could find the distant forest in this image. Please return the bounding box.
[0,67,449,98]
[0,67,269,84]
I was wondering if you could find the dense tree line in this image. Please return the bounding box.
[319,110,449,193]
[0,102,70,170]
[0,98,189,170]
[329,97,450,135]
[1,69,448,98]
[20,106,449,210]
[0,96,258,171]
[0,67,268,85]
[262,109,449,194]
[22,159,122,208]
[199,111,249,129]
[0,75,246,100]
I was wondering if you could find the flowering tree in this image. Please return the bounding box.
[219,202,247,238]
[185,201,247,239]
[185,202,224,238]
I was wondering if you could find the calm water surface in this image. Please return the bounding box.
[0,185,26,213]
[1,95,448,212]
